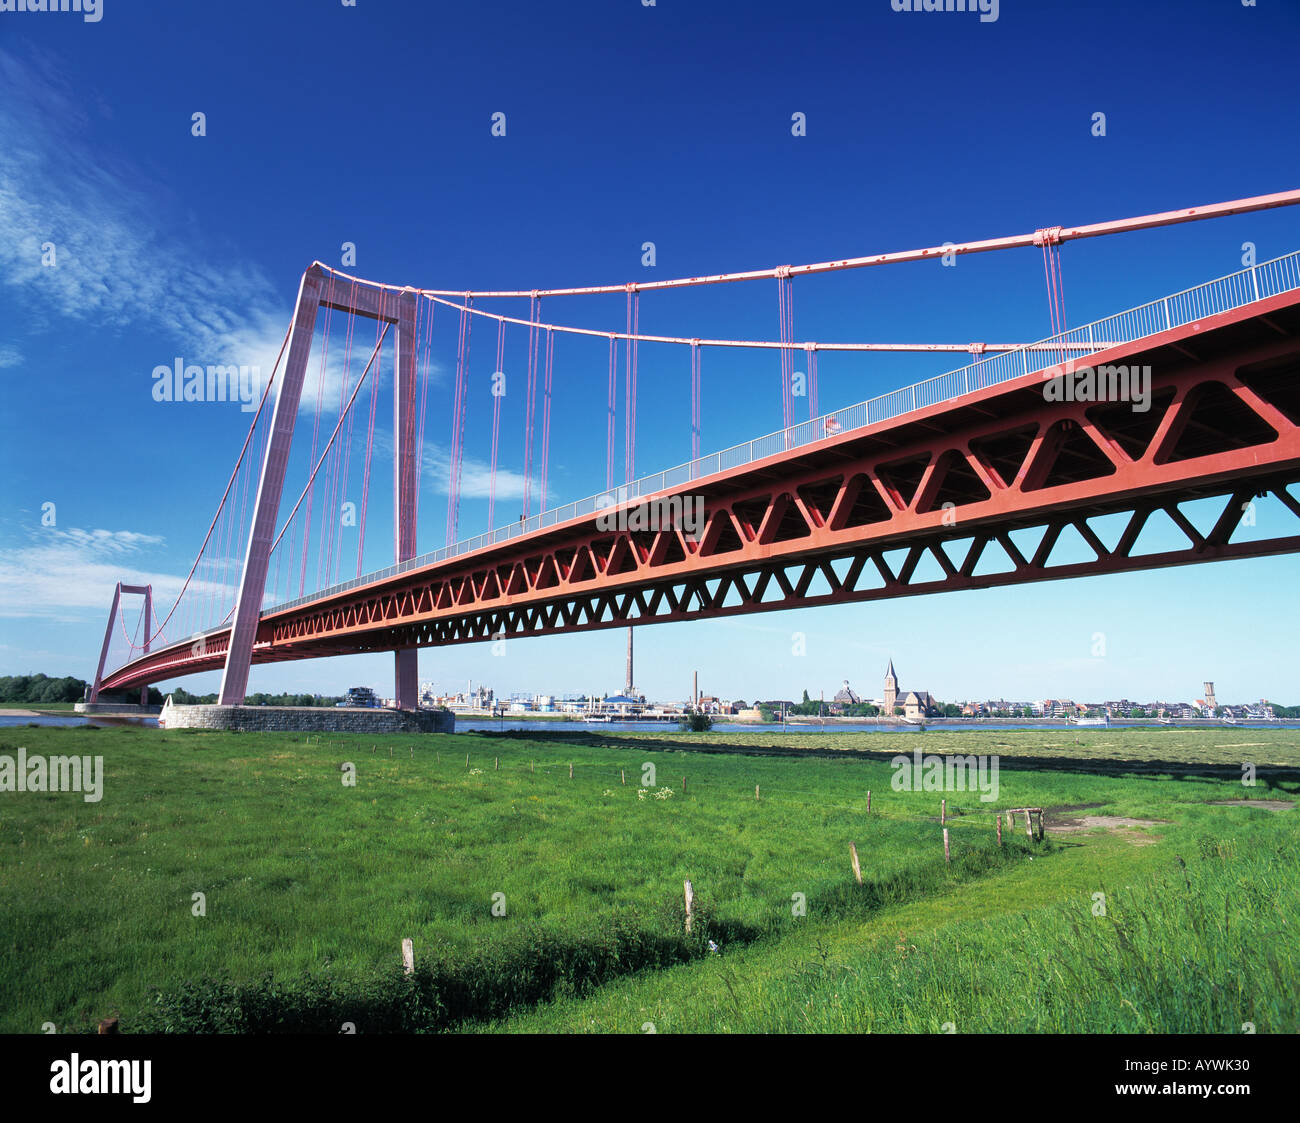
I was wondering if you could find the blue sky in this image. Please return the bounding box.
[1,0,1298,706]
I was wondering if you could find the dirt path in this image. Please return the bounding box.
[1047,814,1167,832]
[1043,804,1167,845]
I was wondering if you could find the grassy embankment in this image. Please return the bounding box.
[0,725,1294,1032]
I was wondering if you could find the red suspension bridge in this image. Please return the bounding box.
[93,190,1300,708]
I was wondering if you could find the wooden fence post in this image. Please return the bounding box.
[849,842,863,884]
[943,828,950,864]
[684,879,695,934]
[996,814,1002,847]
[866,790,871,814]
[621,769,626,785]
[941,798,946,825]
[1025,811,1034,841]
[569,762,574,779]
[495,757,499,771]
[401,938,414,976]
[755,784,760,801]
[682,776,687,794]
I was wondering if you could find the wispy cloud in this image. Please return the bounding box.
[369,429,528,502]
[0,47,451,422]
[280,327,446,419]
[0,46,287,372]
[0,525,169,623]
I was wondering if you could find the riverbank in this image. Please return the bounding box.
[732,715,1284,729]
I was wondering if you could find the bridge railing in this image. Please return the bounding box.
[264,249,1300,618]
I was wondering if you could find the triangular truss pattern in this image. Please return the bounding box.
[101,322,1300,689]
[244,479,1299,656]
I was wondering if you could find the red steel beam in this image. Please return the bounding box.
[217,268,322,704]
[321,188,1300,299]
[102,289,1300,693]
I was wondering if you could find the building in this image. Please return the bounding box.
[602,693,643,716]
[832,680,861,706]
[882,660,937,719]
[1040,699,1077,719]
[900,690,937,720]
[883,661,898,714]
[337,686,381,708]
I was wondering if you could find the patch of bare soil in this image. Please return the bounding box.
[1049,815,1166,831]
[1046,803,1105,816]
[1045,809,1167,845]
[1206,799,1295,810]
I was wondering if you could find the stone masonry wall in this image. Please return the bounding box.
[75,703,164,715]
[159,704,455,734]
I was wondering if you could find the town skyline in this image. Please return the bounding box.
[326,656,1290,719]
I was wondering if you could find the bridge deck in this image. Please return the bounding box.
[102,270,1300,692]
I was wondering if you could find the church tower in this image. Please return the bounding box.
[884,659,898,714]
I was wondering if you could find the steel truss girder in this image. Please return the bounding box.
[263,477,1300,652]
[101,303,1300,690]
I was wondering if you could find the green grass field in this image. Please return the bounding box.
[0,725,1295,1033]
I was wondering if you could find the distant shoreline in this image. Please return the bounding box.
[737,715,1275,728]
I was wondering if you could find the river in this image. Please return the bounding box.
[2,714,1296,735]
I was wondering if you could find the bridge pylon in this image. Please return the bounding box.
[90,582,152,705]
[218,265,421,708]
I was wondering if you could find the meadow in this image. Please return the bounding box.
[0,724,1295,1033]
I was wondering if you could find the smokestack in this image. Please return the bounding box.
[625,627,634,697]
[693,670,698,708]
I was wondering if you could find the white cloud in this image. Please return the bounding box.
[368,429,528,502]
[433,444,528,502]
[0,47,288,375]
[0,48,451,424]
[0,525,235,640]
[51,527,164,556]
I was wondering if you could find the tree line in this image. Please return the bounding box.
[0,675,348,709]
[0,674,89,704]
[168,688,346,707]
